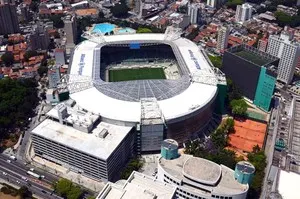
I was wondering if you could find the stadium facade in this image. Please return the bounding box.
[222,44,279,111]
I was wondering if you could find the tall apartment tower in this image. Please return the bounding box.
[217,26,230,52]
[267,32,300,84]
[30,22,50,50]
[63,15,77,45]
[0,0,20,34]
[235,3,253,23]
[188,3,199,24]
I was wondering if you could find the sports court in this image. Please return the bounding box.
[228,119,267,153]
[109,68,166,82]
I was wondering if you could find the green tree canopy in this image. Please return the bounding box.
[1,52,14,66]
[230,99,248,117]
[226,0,244,10]
[136,27,152,33]
[50,14,65,29]
[24,50,38,62]
[54,178,83,199]
[111,2,129,18]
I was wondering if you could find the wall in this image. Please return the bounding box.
[254,67,276,111]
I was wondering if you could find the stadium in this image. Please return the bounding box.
[66,27,223,149]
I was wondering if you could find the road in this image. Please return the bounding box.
[0,155,62,199]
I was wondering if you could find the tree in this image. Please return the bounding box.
[226,0,244,10]
[18,186,32,199]
[55,179,73,197]
[54,178,83,199]
[120,158,143,179]
[136,27,152,33]
[208,55,222,68]
[49,14,65,29]
[111,2,129,18]
[1,52,14,66]
[24,50,38,62]
[224,118,234,133]
[230,99,248,117]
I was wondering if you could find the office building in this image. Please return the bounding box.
[235,3,253,23]
[222,44,279,111]
[188,3,199,24]
[48,65,61,88]
[30,22,50,50]
[266,32,300,84]
[63,15,77,45]
[157,153,250,199]
[217,26,230,52]
[0,0,20,34]
[31,103,135,181]
[97,171,176,199]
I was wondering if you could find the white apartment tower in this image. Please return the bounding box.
[63,15,77,45]
[188,3,199,24]
[267,32,300,84]
[235,3,253,23]
[217,26,230,52]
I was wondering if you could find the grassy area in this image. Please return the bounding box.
[234,50,269,66]
[109,68,166,82]
[208,55,222,68]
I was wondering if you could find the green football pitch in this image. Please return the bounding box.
[109,68,166,82]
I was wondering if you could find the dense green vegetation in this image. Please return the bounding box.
[185,118,237,169]
[0,78,39,141]
[208,55,222,68]
[111,0,129,18]
[136,27,152,33]
[1,52,14,66]
[49,14,65,29]
[109,68,166,82]
[54,179,83,199]
[1,184,33,198]
[120,158,143,179]
[230,99,248,117]
[24,50,38,61]
[275,11,300,28]
[226,0,244,9]
[247,146,267,199]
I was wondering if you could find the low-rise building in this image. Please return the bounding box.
[31,103,135,181]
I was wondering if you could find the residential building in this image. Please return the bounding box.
[298,0,300,6]
[0,0,20,34]
[31,103,135,181]
[235,3,253,23]
[188,3,199,24]
[222,44,279,111]
[54,48,66,65]
[30,22,50,50]
[217,26,230,52]
[48,65,60,88]
[267,32,300,84]
[96,171,176,199]
[257,37,268,52]
[63,15,77,45]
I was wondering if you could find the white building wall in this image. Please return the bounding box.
[267,33,300,84]
[188,4,198,24]
[235,3,252,23]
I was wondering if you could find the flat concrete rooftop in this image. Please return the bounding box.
[97,171,176,199]
[32,119,133,160]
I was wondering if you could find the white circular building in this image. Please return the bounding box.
[67,28,219,148]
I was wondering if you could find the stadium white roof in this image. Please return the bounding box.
[32,119,133,160]
[68,34,217,123]
[278,170,300,199]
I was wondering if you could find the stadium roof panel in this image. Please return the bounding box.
[68,34,218,123]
